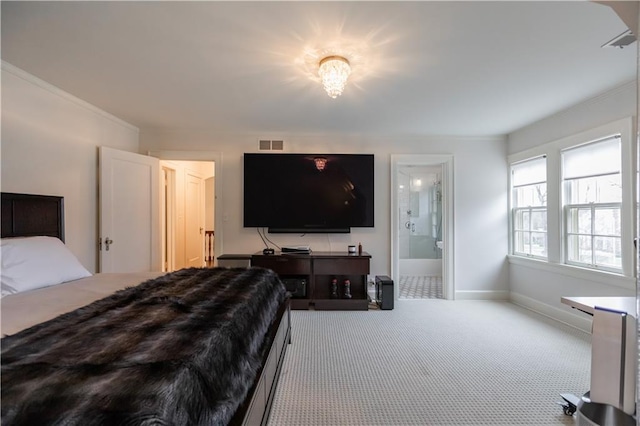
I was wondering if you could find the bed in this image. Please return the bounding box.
[1,192,291,426]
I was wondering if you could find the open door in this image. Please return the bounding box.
[185,170,204,267]
[99,146,161,272]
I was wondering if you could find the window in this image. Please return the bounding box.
[508,118,634,282]
[511,157,547,258]
[562,135,622,271]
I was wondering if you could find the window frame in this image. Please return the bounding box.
[507,117,635,280]
[509,156,547,259]
[561,135,623,273]
[563,201,622,272]
[512,205,547,258]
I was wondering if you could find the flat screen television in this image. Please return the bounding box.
[243,153,374,233]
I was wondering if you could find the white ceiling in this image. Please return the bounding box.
[1,1,636,137]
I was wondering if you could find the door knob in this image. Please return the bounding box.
[105,238,114,251]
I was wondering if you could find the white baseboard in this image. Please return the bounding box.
[510,292,592,333]
[455,290,509,300]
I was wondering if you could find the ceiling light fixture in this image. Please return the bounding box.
[318,55,351,99]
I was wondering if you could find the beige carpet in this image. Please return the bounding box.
[268,300,590,425]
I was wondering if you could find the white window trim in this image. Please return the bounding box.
[563,202,622,273]
[508,156,547,258]
[508,117,636,279]
[512,206,547,259]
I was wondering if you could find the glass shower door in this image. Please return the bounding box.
[400,173,441,261]
[406,188,430,259]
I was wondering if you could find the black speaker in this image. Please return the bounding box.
[281,278,307,298]
[375,275,394,310]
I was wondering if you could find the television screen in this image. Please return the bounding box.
[243,153,374,233]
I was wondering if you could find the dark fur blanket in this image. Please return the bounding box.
[1,267,287,426]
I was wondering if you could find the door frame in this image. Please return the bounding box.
[150,150,222,266]
[391,154,455,300]
[161,165,177,272]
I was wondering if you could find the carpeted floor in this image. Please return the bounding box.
[268,300,590,425]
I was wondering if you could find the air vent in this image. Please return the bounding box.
[259,140,271,150]
[602,29,636,49]
[258,139,284,150]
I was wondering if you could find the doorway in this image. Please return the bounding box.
[391,155,454,301]
[397,165,443,298]
[160,159,215,272]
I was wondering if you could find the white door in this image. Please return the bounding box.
[99,146,161,272]
[185,171,204,267]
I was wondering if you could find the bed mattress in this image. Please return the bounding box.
[1,271,164,336]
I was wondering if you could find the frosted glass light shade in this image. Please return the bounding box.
[318,56,351,98]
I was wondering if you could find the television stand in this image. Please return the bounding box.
[251,251,371,310]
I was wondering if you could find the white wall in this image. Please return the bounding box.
[508,81,636,155]
[1,63,139,272]
[507,79,637,331]
[141,131,510,297]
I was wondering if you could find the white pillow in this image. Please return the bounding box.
[1,236,92,296]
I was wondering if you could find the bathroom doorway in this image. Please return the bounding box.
[398,165,443,298]
[391,155,454,301]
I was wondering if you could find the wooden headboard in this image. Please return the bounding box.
[1,192,65,242]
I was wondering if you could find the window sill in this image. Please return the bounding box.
[507,254,635,291]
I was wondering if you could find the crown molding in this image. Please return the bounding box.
[2,61,138,132]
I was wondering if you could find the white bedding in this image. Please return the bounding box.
[1,272,163,336]
[1,236,92,296]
